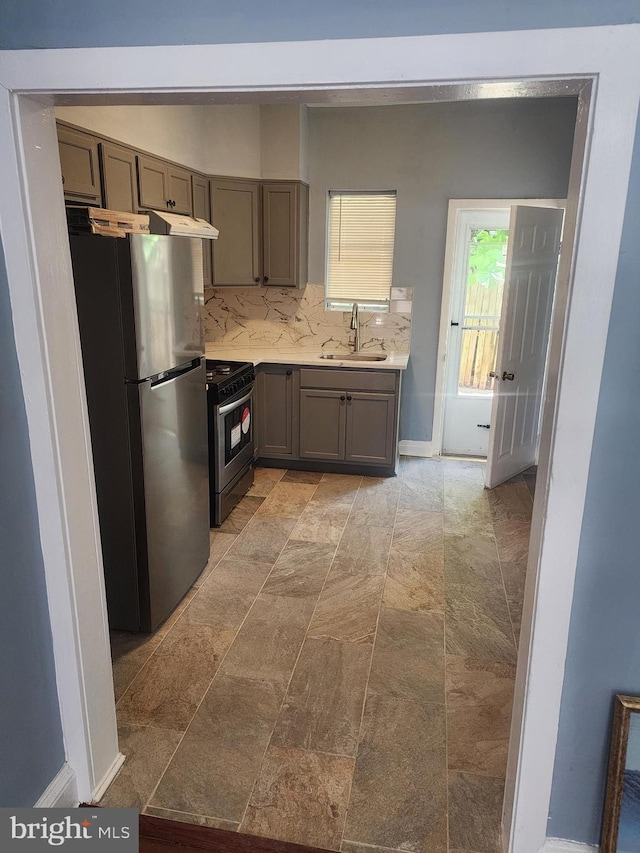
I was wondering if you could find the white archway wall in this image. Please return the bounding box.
[0,27,638,850]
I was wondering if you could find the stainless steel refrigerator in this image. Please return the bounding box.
[70,232,210,632]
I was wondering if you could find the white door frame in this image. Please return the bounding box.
[433,198,566,459]
[0,27,639,851]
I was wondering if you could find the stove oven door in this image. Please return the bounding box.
[214,386,255,491]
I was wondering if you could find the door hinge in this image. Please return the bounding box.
[477,424,491,429]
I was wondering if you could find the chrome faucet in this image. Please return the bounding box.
[350,302,360,353]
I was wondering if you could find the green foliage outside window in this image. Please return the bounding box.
[468,229,508,289]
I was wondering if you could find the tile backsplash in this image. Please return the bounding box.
[203,284,412,352]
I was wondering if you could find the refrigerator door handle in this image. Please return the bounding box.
[150,359,201,389]
[217,389,253,415]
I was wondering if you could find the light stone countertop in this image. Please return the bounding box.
[204,345,410,370]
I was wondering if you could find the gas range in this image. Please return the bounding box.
[205,359,255,404]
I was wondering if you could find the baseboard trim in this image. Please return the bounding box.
[34,762,78,808]
[541,839,599,853]
[398,440,434,458]
[92,752,125,803]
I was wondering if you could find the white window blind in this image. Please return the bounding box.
[326,191,396,310]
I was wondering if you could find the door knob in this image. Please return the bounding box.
[502,371,515,381]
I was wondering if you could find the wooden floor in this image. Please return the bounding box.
[106,458,534,853]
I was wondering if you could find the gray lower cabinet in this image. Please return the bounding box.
[100,142,138,212]
[257,366,297,457]
[344,392,396,465]
[57,125,102,204]
[299,389,347,461]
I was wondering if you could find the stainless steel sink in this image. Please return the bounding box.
[318,353,388,362]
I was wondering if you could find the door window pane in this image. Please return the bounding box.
[458,229,507,394]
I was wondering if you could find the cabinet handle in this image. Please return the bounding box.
[340,395,346,402]
[263,276,269,283]
[346,395,352,401]
[286,370,292,376]
[254,277,260,283]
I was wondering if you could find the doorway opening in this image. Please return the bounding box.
[4,28,637,851]
[436,199,565,465]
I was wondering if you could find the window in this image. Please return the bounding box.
[325,190,397,311]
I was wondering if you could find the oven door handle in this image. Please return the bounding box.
[217,389,253,415]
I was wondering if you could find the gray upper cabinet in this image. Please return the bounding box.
[210,178,308,288]
[210,178,261,286]
[137,154,192,214]
[262,182,309,288]
[57,125,102,203]
[257,366,296,457]
[100,142,138,212]
[191,174,212,286]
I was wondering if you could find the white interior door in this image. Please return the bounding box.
[485,205,564,488]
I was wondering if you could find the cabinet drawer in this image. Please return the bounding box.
[299,368,397,393]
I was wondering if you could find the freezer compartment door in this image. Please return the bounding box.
[129,233,204,380]
[137,360,209,630]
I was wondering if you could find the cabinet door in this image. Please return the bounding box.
[192,175,212,286]
[100,142,137,212]
[137,154,169,210]
[168,165,193,214]
[262,182,297,287]
[57,126,102,202]
[299,389,346,461]
[257,367,295,457]
[210,178,261,286]
[262,182,309,288]
[345,392,396,466]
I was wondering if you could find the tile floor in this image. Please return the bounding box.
[104,458,534,853]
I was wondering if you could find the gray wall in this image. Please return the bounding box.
[547,111,640,844]
[0,242,65,806]
[0,0,638,48]
[308,99,576,441]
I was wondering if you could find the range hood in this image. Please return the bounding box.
[147,210,219,239]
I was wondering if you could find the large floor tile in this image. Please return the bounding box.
[348,486,399,527]
[143,807,238,832]
[444,531,503,588]
[100,723,182,809]
[447,702,512,778]
[367,608,445,704]
[228,516,297,563]
[445,582,517,665]
[247,466,286,498]
[383,538,444,613]
[397,473,444,510]
[448,771,504,853]
[500,560,527,645]
[217,495,265,533]
[219,593,316,690]
[308,571,384,644]
[289,500,352,545]
[486,477,533,523]
[314,473,362,505]
[194,532,237,588]
[151,674,282,822]
[255,482,318,518]
[110,631,163,702]
[493,518,531,563]
[281,469,324,484]
[446,655,516,708]
[182,557,273,628]
[344,694,447,853]
[116,620,231,730]
[331,519,394,576]
[392,508,443,545]
[271,637,373,756]
[240,746,354,851]
[342,842,409,853]
[262,541,336,599]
